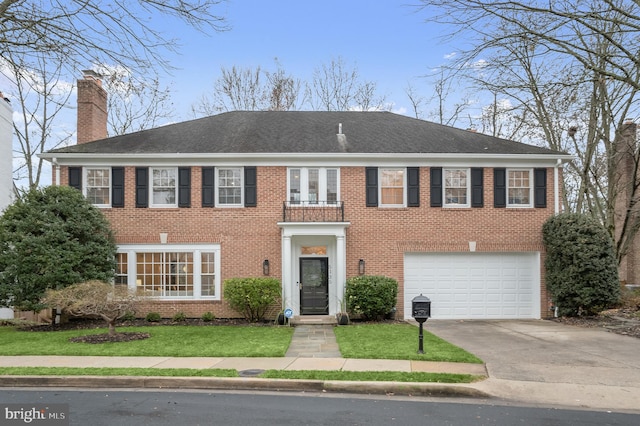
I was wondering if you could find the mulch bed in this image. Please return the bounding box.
[553,308,640,339]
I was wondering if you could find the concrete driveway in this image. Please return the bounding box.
[424,319,640,411]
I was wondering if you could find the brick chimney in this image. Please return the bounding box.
[77,70,107,144]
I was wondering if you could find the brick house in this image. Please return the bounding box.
[41,73,572,321]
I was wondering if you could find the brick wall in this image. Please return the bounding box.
[62,165,557,319]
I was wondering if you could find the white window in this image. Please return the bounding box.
[151,167,177,207]
[379,168,405,207]
[116,244,221,300]
[85,167,111,207]
[508,169,532,207]
[288,168,340,204]
[216,167,243,206]
[444,168,469,207]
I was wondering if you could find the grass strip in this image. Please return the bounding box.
[259,369,482,383]
[0,367,482,383]
[0,367,238,377]
[334,323,483,363]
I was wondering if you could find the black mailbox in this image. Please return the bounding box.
[412,294,431,322]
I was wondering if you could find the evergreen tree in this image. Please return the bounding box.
[0,186,116,312]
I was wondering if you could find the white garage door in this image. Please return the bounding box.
[404,253,540,320]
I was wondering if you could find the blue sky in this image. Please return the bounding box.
[3,0,465,188]
[162,0,454,120]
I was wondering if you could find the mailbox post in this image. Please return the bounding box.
[411,294,431,354]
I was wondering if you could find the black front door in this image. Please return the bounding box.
[300,258,329,315]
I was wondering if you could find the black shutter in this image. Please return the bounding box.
[244,166,257,207]
[202,167,215,207]
[135,167,148,208]
[111,167,124,208]
[534,168,547,208]
[471,167,484,208]
[178,167,191,208]
[430,167,442,207]
[494,168,506,208]
[407,167,420,207]
[365,167,378,207]
[68,167,82,190]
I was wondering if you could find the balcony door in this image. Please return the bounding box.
[299,258,329,315]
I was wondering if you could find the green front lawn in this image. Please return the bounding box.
[334,323,483,363]
[0,323,483,383]
[0,325,294,357]
[0,322,481,363]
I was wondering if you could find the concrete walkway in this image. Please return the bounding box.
[285,325,342,358]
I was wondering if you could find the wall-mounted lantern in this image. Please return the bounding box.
[159,233,168,244]
[358,259,365,275]
[263,259,270,276]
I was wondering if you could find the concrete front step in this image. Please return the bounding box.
[290,315,337,325]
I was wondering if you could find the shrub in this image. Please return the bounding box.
[345,275,398,321]
[542,213,620,317]
[121,311,137,321]
[0,186,116,312]
[223,277,281,322]
[172,311,187,322]
[201,311,215,322]
[145,312,161,322]
[42,280,141,336]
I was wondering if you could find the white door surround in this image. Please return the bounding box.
[278,222,349,317]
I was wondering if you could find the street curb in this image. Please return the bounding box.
[0,375,491,398]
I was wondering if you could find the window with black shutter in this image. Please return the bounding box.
[430,167,443,207]
[112,167,125,208]
[365,167,378,207]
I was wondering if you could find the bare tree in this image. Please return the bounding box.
[418,0,640,265]
[307,57,387,111]
[264,64,303,111]
[404,82,426,119]
[3,54,73,192]
[193,62,303,115]
[99,66,173,136]
[0,0,227,77]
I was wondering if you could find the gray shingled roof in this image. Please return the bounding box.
[48,111,562,155]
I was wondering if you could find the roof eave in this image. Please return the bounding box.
[40,152,573,163]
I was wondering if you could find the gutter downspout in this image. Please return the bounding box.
[53,157,60,186]
[554,158,561,214]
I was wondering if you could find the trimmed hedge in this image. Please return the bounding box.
[223,277,281,322]
[345,275,398,321]
[542,213,620,316]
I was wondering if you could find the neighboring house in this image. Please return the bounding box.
[41,73,572,320]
